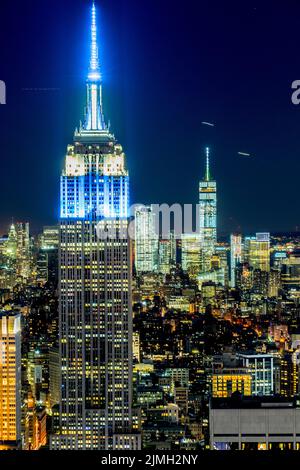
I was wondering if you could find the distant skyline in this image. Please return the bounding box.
[1,0,300,234]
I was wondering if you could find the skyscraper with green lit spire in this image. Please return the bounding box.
[199,147,217,272]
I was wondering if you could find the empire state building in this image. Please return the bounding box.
[50,2,140,450]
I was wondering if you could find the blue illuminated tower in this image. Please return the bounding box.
[50,2,140,450]
[199,147,217,272]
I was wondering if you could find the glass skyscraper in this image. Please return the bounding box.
[199,147,217,272]
[181,233,201,278]
[245,232,270,273]
[134,205,158,273]
[50,2,140,450]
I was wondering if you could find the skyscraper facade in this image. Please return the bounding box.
[15,222,31,283]
[181,233,201,278]
[158,239,172,274]
[0,312,21,450]
[230,233,242,287]
[237,353,274,396]
[134,205,158,273]
[246,232,270,273]
[199,148,217,272]
[5,224,17,259]
[50,3,139,450]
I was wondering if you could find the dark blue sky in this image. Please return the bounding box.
[0,0,300,234]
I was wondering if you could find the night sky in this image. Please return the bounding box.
[1,0,300,235]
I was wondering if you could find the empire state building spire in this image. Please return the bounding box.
[84,1,106,131]
[88,1,100,80]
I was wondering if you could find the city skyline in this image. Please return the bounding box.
[2,0,300,455]
[1,0,300,234]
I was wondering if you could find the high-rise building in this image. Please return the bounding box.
[268,269,281,297]
[280,351,299,397]
[1,224,17,290]
[201,281,216,306]
[211,369,252,398]
[252,269,269,296]
[5,224,17,259]
[164,368,189,392]
[158,239,172,274]
[235,262,253,293]
[132,332,140,363]
[169,230,177,266]
[174,386,189,417]
[199,148,217,272]
[134,205,158,273]
[38,225,59,285]
[49,347,60,408]
[230,233,242,287]
[281,251,300,291]
[181,233,201,278]
[215,245,229,286]
[15,222,31,283]
[237,353,274,396]
[40,226,59,250]
[0,311,21,450]
[50,2,140,450]
[36,251,48,285]
[23,396,47,451]
[245,232,270,273]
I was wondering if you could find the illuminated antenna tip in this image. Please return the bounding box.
[88,0,101,80]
